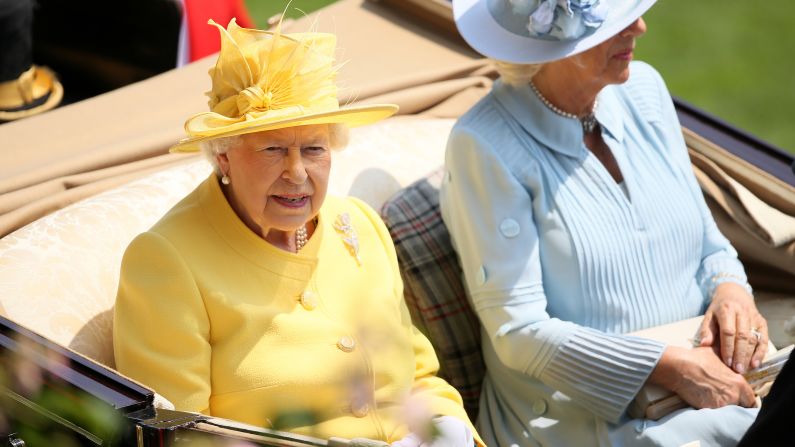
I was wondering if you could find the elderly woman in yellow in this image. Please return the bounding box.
[113,19,480,447]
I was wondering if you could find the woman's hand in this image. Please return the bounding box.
[391,416,473,447]
[649,346,756,409]
[698,282,769,374]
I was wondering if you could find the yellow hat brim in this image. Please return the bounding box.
[169,103,399,153]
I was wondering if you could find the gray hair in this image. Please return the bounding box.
[199,123,350,174]
[493,60,544,86]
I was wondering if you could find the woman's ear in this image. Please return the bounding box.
[216,151,230,175]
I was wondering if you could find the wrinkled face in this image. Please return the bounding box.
[217,124,331,237]
[568,17,648,86]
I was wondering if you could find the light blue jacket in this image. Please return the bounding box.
[439,61,757,446]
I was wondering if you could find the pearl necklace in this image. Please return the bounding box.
[529,82,599,133]
[295,225,308,251]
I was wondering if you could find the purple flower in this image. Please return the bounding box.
[572,0,609,26]
[550,9,587,40]
[527,0,557,35]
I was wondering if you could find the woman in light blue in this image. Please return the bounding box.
[441,0,769,445]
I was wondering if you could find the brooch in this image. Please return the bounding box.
[333,213,361,265]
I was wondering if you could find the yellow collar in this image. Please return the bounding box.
[198,174,324,281]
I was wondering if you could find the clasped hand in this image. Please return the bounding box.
[697,282,769,374]
[654,346,757,409]
[650,282,768,409]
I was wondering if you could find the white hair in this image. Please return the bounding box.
[199,123,350,175]
[493,59,544,86]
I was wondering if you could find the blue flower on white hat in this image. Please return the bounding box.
[527,0,556,34]
[570,0,609,26]
[455,0,656,64]
[514,0,608,41]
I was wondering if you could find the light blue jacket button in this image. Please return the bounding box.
[476,266,487,286]
[531,399,547,416]
[499,218,520,238]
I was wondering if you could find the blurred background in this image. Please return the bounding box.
[5,0,794,154]
[635,0,795,156]
[246,0,795,154]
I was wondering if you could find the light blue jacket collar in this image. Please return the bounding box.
[492,79,625,158]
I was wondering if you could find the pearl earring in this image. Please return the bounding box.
[221,174,230,185]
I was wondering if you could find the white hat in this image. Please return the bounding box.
[453,0,657,64]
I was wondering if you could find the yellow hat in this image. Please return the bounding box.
[171,19,398,153]
[0,65,63,121]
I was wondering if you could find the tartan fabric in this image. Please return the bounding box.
[380,169,484,420]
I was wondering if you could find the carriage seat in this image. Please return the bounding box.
[380,168,483,420]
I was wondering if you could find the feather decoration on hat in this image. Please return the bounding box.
[204,18,340,123]
[171,15,397,152]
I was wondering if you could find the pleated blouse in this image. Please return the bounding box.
[439,61,753,445]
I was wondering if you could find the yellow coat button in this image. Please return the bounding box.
[351,403,369,418]
[337,336,356,352]
[299,291,317,310]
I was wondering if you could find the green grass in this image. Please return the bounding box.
[637,0,795,153]
[245,0,795,153]
[244,0,339,25]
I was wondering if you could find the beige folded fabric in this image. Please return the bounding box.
[685,127,795,291]
[0,54,213,236]
[684,128,795,216]
[0,0,488,238]
[691,152,795,247]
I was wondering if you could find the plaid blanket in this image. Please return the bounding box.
[380,169,484,420]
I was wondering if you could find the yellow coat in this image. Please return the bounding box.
[114,175,479,443]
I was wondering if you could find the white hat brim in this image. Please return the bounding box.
[454,0,657,64]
